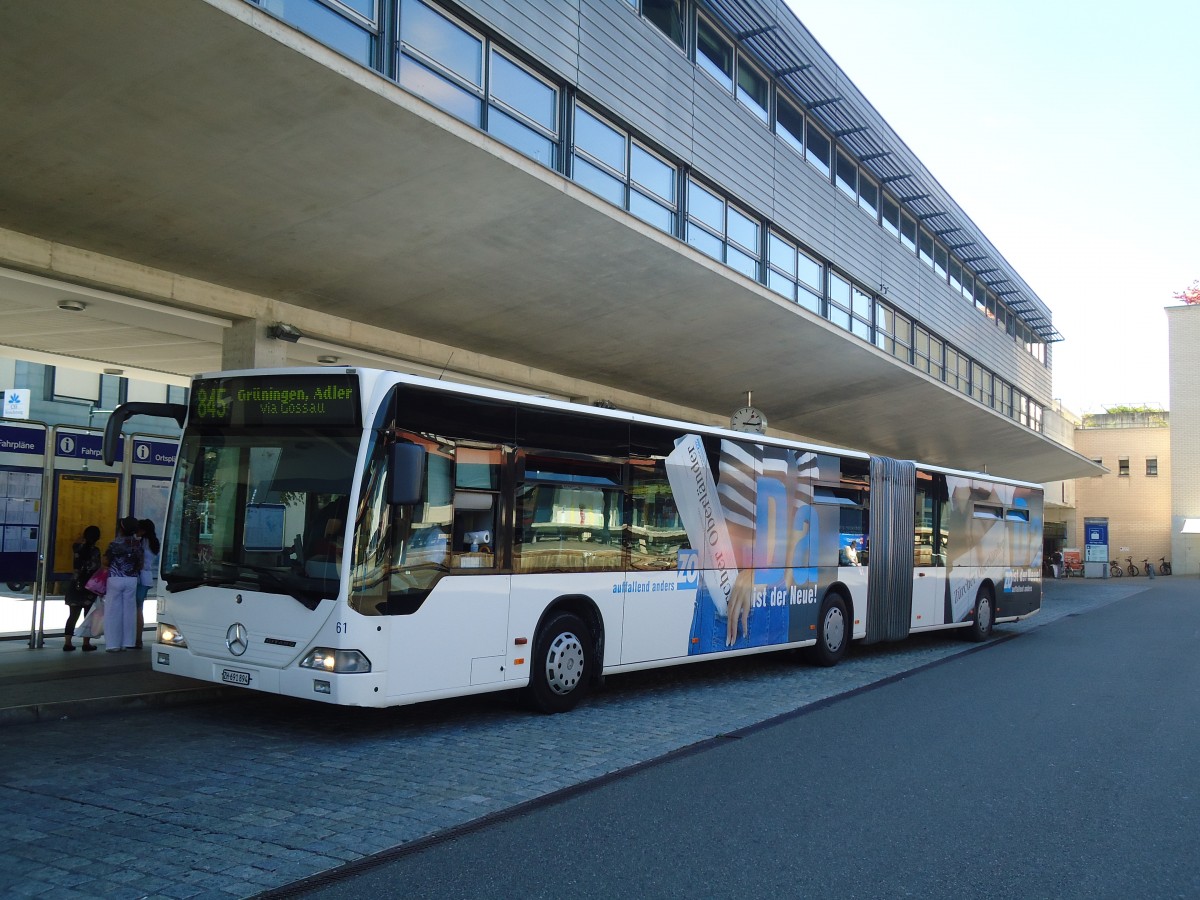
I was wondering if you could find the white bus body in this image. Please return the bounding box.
[121,367,1042,712]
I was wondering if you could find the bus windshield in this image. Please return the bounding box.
[162,426,360,608]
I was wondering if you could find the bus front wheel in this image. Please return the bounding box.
[808,593,849,667]
[962,586,994,642]
[527,612,593,714]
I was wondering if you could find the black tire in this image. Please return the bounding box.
[1110,565,1122,578]
[527,612,593,714]
[808,592,849,667]
[5,581,29,592]
[1127,564,1139,577]
[1162,562,1172,576]
[961,585,994,642]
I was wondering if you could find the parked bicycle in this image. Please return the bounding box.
[1109,559,1123,577]
[1124,556,1140,577]
[1142,558,1155,576]
[1158,557,1173,576]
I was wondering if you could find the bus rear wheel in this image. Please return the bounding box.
[808,592,849,667]
[961,586,994,642]
[527,612,593,714]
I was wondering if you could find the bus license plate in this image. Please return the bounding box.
[222,668,252,686]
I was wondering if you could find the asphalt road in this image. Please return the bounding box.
[288,578,1200,900]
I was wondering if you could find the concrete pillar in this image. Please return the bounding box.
[221,319,288,371]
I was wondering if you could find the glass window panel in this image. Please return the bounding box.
[797,286,821,314]
[399,55,482,122]
[687,180,724,230]
[949,259,962,292]
[490,51,557,132]
[686,224,723,259]
[737,62,769,122]
[575,107,626,173]
[726,206,758,253]
[881,194,900,236]
[400,0,482,87]
[726,246,757,279]
[894,314,911,346]
[915,328,929,356]
[875,304,893,334]
[488,108,555,166]
[629,191,675,233]
[573,155,626,206]
[340,0,376,18]
[827,305,851,330]
[797,252,821,293]
[829,273,850,308]
[918,229,934,266]
[900,213,917,251]
[858,175,878,216]
[960,270,973,299]
[852,288,872,318]
[768,232,796,277]
[776,97,804,154]
[933,242,948,278]
[265,0,373,64]
[643,0,684,48]
[631,144,675,203]
[805,123,831,176]
[697,19,733,89]
[851,317,872,341]
[835,151,856,198]
[767,269,796,300]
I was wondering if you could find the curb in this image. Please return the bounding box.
[0,686,239,726]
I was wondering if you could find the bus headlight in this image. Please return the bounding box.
[157,623,187,647]
[299,648,372,673]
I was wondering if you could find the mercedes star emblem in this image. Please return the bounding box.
[225,622,249,657]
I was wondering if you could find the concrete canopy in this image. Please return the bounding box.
[0,0,1097,484]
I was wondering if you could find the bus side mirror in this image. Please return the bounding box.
[389,443,425,506]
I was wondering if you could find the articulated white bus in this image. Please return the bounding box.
[106,367,1042,713]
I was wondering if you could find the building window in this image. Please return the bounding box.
[835,150,857,199]
[686,179,760,279]
[858,173,878,219]
[1146,457,1158,477]
[881,193,900,237]
[767,231,822,313]
[776,95,804,155]
[573,106,677,234]
[398,0,484,122]
[696,17,733,91]
[398,3,559,167]
[1118,457,1130,477]
[487,50,559,166]
[805,122,831,177]
[874,302,912,364]
[258,0,376,65]
[900,212,917,252]
[827,273,853,332]
[850,286,873,341]
[736,60,770,122]
[633,0,685,49]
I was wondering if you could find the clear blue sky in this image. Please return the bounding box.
[785,0,1200,414]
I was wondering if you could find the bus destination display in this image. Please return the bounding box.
[190,374,360,428]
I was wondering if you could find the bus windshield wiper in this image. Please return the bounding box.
[163,571,237,593]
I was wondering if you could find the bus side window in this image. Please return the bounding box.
[452,446,501,569]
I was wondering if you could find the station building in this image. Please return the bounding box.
[0,0,1097,485]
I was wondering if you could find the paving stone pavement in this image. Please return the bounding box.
[1,580,1149,899]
